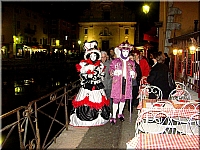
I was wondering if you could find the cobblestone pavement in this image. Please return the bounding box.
[48,88,199,149]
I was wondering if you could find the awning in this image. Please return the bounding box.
[143,34,159,43]
[143,27,159,43]
[168,31,200,43]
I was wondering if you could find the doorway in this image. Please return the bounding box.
[102,40,109,52]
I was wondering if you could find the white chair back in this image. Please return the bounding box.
[135,109,173,136]
[175,81,186,90]
[140,85,163,100]
[168,88,191,100]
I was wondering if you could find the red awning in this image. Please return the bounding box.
[143,34,158,43]
[143,27,159,43]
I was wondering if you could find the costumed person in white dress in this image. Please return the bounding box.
[69,40,111,126]
[109,41,137,125]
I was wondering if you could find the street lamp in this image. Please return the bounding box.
[173,48,178,80]
[143,4,150,14]
[78,40,81,54]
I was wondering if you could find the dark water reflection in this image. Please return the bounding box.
[2,64,79,114]
[1,63,80,149]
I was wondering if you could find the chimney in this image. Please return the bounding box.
[194,20,198,32]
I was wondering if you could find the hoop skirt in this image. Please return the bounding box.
[69,59,111,126]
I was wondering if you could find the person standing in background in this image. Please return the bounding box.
[131,49,150,84]
[147,52,170,99]
[128,53,142,111]
[101,51,113,110]
[164,53,170,69]
[109,48,117,60]
[109,41,137,125]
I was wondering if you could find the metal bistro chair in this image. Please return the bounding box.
[140,85,163,101]
[135,109,173,136]
[168,88,191,101]
[175,81,186,90]
[173,102,200,135]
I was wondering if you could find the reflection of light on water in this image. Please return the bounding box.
[30,78,34,83]
[56,81,60,86]
[14,81,25,95]
[15,86,25,95]
[24,79,30,85]
[51,81,60,87]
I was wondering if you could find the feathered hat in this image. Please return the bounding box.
[83,40,101,60]
[117,41,133,52]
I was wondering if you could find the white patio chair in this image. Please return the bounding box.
[173,102,200,135]
[175,81,186,90]
[140,85,163,100]
[135,109,173,136]
[168,88,191,101]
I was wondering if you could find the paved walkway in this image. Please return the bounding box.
[48,88,199,149]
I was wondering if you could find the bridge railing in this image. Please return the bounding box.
[0,79,80,149]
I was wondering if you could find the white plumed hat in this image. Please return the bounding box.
[83,40,101,60]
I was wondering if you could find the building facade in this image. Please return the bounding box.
[78,2,137,52]
[159,1,200,95]
[1,3,48,58]
[1,3,80,59]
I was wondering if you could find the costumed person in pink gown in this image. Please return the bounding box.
[69,40,111,126]
[109,41,137,125]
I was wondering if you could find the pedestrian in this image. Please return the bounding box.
[131,49,150,84]
[69,40,111,127]
[128,53,142,111]
[109,41,137,125]
[101,51,113,110]
[147,52,171,99]
[164,53,170,69]
[109,48,117,60]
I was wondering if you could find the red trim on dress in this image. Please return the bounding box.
[72,95,110,109]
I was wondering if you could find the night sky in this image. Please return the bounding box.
[4,1,159,33]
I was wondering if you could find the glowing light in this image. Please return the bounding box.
[143,5,150,14]
[189,45,196,54]
[178,49,182,55]
[173,49,178,55]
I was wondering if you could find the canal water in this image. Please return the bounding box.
[1,62,80,149]
[2,62,79,114]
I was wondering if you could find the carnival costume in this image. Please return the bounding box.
[109,41,136,125]
[69,41,111,126]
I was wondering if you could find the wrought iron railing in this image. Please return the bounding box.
[0,79,80,149]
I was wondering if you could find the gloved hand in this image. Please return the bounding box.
[113,70,122,76]
[130,71,136,78]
